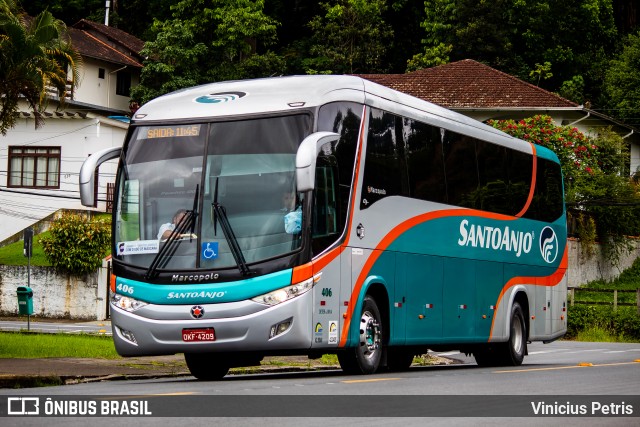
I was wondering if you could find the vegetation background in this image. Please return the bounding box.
[16,0,640,130]
[3,1,638,341]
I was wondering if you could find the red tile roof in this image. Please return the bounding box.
[359,59,578,109]
[68,20,144,68]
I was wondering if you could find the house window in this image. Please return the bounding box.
[98,68,105,79]
[116,70,131,96]
[8,147,61,188]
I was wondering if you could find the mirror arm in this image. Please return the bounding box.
[295,132,339,192]
[79,147,121,206]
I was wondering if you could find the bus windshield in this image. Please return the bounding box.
[114,114,312,272]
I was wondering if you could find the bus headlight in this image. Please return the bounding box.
[111,292,148,312]
[251,275,319,306]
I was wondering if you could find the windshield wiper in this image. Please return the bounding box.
[212,178,251,276]
[145,185,199,280]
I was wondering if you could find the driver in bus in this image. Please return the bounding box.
[158,209,197,240]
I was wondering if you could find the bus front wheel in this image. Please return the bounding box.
[338,295,383,374]
[184,352,230,380]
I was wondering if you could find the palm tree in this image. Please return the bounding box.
[0,0,82,135]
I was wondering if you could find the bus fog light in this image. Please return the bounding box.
[118,327,138,344]
[269,318,293,339]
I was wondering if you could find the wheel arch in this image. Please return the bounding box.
[347,276,391,348]
[511,288,530,341]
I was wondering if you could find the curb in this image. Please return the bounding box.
[0,365,342,389]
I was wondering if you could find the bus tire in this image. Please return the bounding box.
[386,347,414,372]
[474,302,527,367]
[502,301,527,366]
[337,295,383,374]
[184,352,230,380]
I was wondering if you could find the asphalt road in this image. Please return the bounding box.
[1,341,638,426]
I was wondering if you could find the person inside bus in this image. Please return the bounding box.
[282,191,302,234]
[158,208,197,240]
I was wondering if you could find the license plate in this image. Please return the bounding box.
[182,328,215,342]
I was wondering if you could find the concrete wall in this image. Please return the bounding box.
[567,238,640,288]
[0,242,637,320]
[0,259,109,320]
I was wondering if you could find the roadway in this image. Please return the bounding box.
[1,341,638,426]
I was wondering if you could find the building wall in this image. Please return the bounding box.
[74,57,140,112]
[0,114,125,241]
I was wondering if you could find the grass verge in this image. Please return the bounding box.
[0,332,120,359]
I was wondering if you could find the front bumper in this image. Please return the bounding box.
[111,290,313,356]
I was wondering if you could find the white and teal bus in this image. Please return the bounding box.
[80,75,567,379]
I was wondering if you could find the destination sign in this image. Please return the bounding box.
[145,125,200,139]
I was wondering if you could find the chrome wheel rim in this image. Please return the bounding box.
[360,310,380,359]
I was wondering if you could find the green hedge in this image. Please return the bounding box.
[566,305,640,341]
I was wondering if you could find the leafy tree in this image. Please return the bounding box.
[305,0,393,74]
[490,115,640,262]
[411,1,618,105]
[22,0,103,26]
[406,0,455,70]
[41,213,111,276]
[602,31,640,124]
[131,0,284,104]
[0,0,82,135]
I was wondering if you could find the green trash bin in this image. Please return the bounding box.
[17,286,33,315]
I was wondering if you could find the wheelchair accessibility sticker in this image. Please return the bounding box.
[201,242,219,260]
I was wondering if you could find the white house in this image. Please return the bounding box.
[0,20,144,244]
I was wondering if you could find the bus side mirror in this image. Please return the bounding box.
[79,147,122,207]
[296,132,339,192]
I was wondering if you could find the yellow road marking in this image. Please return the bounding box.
[494,361,640,374]
[342,377,402,384]
[98,392,197,400]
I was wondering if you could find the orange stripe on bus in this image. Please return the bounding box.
[342,105,367,245]
[487,244,568,341]
[338,208,514,347]
[515,143,537,218]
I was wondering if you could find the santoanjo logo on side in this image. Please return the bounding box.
[457,219,533,257]
[539,226,558,264]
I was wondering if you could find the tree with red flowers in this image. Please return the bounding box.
[489,115,640,262]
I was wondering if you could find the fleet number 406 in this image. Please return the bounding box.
[117,283,134,294]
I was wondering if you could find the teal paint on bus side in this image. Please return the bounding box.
[390,214,566,269]
[114,269,293,305]
[346,210,567,345]
[344,252,396,348]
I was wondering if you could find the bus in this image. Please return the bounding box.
[79,75,567,379]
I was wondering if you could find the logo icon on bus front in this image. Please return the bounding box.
[195,91,247,104]
[190,306,205,319]
[539,226,558,264]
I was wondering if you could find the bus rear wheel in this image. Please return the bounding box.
[184,352,230,380]
[473,302,527,367]
[502,301,527,366]
[338,295,383,374]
